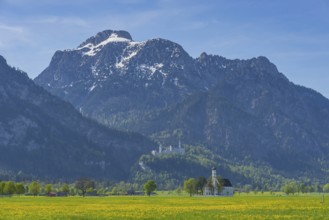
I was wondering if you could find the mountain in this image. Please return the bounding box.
[34,30,204,128]
[0,55,154,180]
[35,30,329,185]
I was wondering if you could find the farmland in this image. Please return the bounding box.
[0,194,328,219]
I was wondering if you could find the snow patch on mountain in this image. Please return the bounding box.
[79,33,131,56]
[91,65,99,76]
[116,50,138,68]
[139,63,164,76]
[89,83,97,92]
[115,41,146,69]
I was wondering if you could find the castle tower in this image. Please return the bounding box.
[159,144,162,153]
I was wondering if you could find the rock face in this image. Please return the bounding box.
[0,55,154,180]
[35,30,329,182]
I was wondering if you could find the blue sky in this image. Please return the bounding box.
[1,0,328,98]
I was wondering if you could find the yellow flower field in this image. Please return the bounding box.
[0,194,328,219]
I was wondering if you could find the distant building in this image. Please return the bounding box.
[151,140,185,156]
[204,167,234,196]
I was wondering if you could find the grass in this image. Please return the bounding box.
[0,193,328,219]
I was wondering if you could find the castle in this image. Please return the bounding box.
[151,140,185,156]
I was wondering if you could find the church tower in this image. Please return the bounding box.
[212,167,217,187]
[212,167,219,194]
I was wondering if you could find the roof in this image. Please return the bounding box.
[222,179,233,187]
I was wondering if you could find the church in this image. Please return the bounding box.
[204,167,234,196]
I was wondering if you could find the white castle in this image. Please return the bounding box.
[151,140,185,156]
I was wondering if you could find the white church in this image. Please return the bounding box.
[204,167,234,196]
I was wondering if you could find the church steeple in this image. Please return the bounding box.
[212,167,217,186]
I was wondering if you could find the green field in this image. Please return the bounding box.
[0,194,328,219]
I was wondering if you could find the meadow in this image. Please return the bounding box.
[0,193,328,219]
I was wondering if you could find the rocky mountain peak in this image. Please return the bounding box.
[78,30,133,48]
[197,52,229,64]
[0,55,29,82]
[247,56,289,83]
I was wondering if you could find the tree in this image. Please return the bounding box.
[0,181,5,195]
[300,183,308,193]
[314,182,320,193]
[244,184,252,194]
[184,178,197,197]
[196,176,207,195]
[297,183,302,194]
[15,183,25,196]
[86,187,95,194]
[75,178,95,197]
[307,185,314,193]
[175,187,182,195]
[97,187,106,195]
[4,181,16,195]
[144,180,157,196]
[62,183,70,196]
[70,188,77,196]
[284,182,297,195]
[29,181,41,196]
[45,184,53,195]
[110,181,132,195]
[323,184,329,193]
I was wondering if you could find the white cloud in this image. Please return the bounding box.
[0,23,24,33]
[0,23,30,49]
[29,16,89,27]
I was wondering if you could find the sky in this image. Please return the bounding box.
[0,0,328,98]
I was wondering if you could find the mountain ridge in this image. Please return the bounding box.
[34,30,329,185]
[0,54,155,180]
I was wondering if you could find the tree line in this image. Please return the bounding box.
[0,178,158,197]
[2,178,329,197]
[283,181,329,195]
[0,180,70,196]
